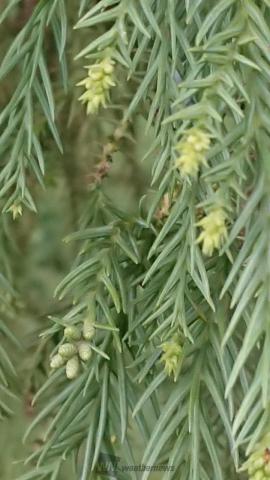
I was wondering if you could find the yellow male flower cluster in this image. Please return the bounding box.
[196,207,227,256]
[50,317,95,380]
[7,203,23,220]
[175,128,210,177]
[241,433,270,479]
[160,338,183,382]
[77,57,115,114]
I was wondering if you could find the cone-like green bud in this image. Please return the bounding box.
[58,343,77,359]
[83,318,95,340]
[64,325,81,341]
[50,354,65,369]
[78,341,92,362]
[66,356,80,380]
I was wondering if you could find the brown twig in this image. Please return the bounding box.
[87,122,128,187]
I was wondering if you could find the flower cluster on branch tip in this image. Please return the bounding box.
[77,57,115,114]
[175,128,210,178]
[196,208,228,257]
[160,337,183,382]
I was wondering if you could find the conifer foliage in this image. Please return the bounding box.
[1,0,270,479]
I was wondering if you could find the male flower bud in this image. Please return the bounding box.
[78,341,92,362]
[83,318,95,340]
[66,356,80,380]
[110,434,117,444]
[241,433,270,479]
[77,57,115,115]
[175,128,210,177]
[160,339,183,382]
[196,208,227,256]
[64,325,81,341]
[58,343,77,359]
[8,203,23,220]
[50,354,65,369]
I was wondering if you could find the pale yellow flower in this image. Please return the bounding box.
[175,128,210,177]
[8,203,23,220]
[196,208,227,256]
[77,58,115,114]
[160,339,183,381]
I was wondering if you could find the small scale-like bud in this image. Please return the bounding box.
[110,434,117,444]
[8,203,23,220]
[78,341,92,362]
[83,318,95,340]
[50,354,65,369]
[66,356,80,380]
[103,142,117,156]
[90,70,103,81]
[64,325,81,341]
[103,63,114,74]
[58,343,77,359]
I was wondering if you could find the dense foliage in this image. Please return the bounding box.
[1,1,270,479]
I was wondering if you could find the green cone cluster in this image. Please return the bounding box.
[242,434,270,479]
[50,319,95,380]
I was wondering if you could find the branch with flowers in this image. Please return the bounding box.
[1,1,270,480]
